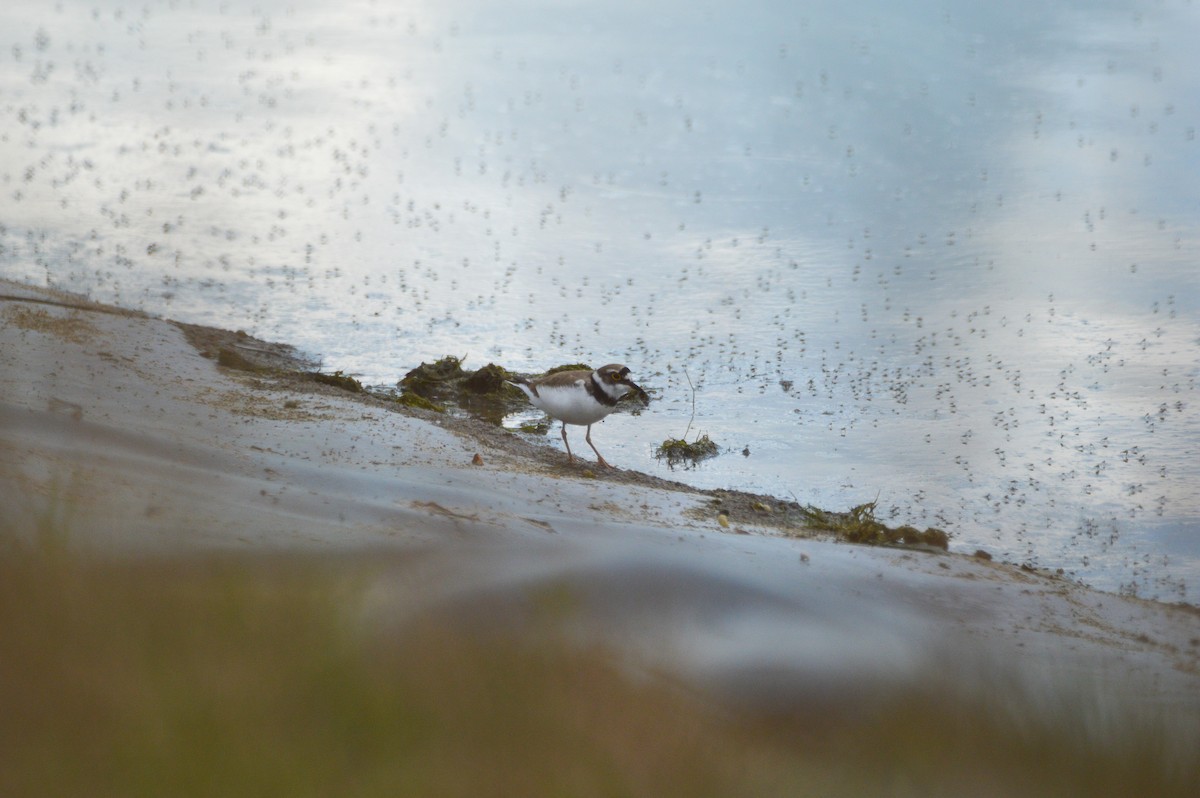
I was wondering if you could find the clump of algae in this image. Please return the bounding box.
[655,434,719,468]
[308,370,364,393]
[653,368,712,467]
[399,355,468,397]
[393,392,445,412]
[796,500,949,550]
[393,355,526,422]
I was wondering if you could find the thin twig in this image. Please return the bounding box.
[682,367,696,442]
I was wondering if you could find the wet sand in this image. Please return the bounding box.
[2,278,1198,727]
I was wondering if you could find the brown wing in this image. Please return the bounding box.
[530,369,591,388]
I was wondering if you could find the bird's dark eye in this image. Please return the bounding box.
[609,372,620,382]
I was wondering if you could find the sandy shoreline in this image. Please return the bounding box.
[2,278,1199,727]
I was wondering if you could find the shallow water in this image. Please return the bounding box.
[2,0,1197,600]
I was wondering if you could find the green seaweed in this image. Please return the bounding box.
[795,500,949,550]
[654,367,707,466]
[393,391,445,413]
[308,370,364,393]
[462,363,512,394]
[399,355,468,398]
[393,357,564,425]
[655,434,719,468]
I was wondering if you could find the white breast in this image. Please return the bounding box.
[528,380,616,426]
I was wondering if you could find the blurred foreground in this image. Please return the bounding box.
[1,548,1197,797]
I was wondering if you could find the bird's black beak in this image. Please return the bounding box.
[625,379,650,405]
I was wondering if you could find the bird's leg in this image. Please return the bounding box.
[585,424,612,468]
[560,421,575,462]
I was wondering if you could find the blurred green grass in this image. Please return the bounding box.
[1,542,1196,796]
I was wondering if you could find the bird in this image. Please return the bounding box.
[508,363,648,468]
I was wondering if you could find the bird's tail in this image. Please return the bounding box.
[506,376,536,399]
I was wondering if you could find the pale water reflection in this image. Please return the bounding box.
[1,0,1196,599]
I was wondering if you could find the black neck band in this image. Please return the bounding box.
[586,374,619,407]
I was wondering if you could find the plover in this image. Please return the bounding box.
[508,363,648,468]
